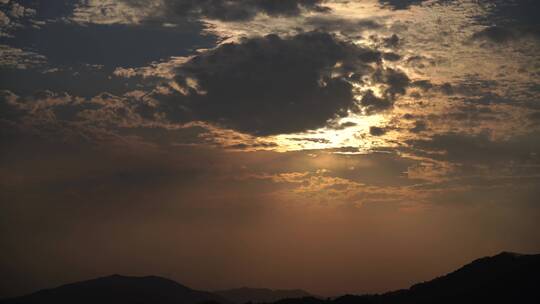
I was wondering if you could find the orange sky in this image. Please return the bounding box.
[1,0,540,298]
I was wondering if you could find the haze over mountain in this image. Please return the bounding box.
[2,252,538,304]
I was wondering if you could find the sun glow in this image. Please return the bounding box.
[271,112,390,152]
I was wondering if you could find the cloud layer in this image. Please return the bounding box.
[155,31,404,135]
[122,0,329,21]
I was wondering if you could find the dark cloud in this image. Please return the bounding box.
[471,1,540,44]
[2,31,411,137]
[373,67,410,96]
[342,68,409,116]
[402,113,415,120]
[409,120,427,133]
[378,0,428,10]
[440,83,454,95]
[440,105,501,123]
[428,75,539,109]
[405,55,436,70]
[471,25,539,44]
[369,126,387,136]
[472,26,519,43]
[378,0,459,11]
[408,131,540,165]
[162,32,396,135]
[360,90,393,114]
[382,52,401,61]
[225,141,278,150]
[411,80,433,91]
[329,121,357,130]
[476,0,540,29]
[383,34,400,48]
[124,0,329,22]
[305,17,383,35]
[288,137,331,144]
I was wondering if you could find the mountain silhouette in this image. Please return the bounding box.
[216,287,313,303]
[272,252,540,304]
[2,252,538,304]
[0,275,227,304]
[379,251,539,303]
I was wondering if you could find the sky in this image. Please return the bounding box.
[1,0,540,298]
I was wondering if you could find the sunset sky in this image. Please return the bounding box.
[1,0,540,299]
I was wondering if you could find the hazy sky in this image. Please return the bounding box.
[1,0,540,298]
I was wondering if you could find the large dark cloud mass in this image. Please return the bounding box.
[1,31,412,138]
[162,32,392,135]
[124,0,329,21]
